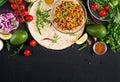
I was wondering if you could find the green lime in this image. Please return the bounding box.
[86,24,107,39]
[10,30,28,45]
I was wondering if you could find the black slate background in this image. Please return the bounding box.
[0,0,120,82]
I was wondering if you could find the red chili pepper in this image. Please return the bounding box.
[43,38,52,41]
[91,16,99,24]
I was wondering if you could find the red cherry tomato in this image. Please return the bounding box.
[18,17,24,23]
[21,9,28,17]
[98,9,106,17]
[29,40,37,47]
[10,3,17,9]
[19,3,26,10]
[14,9,20,16]
[16,0,23,4]
[103,4,109,11]
[25,15,33,21]
[90,3,99,10]
[8,0,15,3]
[24,49,31,56]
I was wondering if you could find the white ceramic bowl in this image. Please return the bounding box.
[93,41,107,55]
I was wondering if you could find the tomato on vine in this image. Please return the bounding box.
[8,0,33,23]
[14,9,20,16]
[19,3,26,10]
[16,0,23,4]
[10,3,17,9]
[21,9,28,17]
[25,15,33,21]
[18,17,24,23]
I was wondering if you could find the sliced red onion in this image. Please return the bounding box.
[0,11,19,33]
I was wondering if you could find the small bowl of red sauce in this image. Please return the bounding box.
[93,41,107,55]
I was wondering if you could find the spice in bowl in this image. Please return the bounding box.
[93,41,107,55]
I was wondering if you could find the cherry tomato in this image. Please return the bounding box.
[14,9,20,16]
[98,9,106,17]
[18,17,24,23]
[25,15,33,21]
[90,3,99,10]
[8,0,15,3]
[16,0,23,4]
[29,40,37,47]
[21,9,28,17]
[103,4,109,11]
[19,3,26,10]
[10,3,17,9]
[24,49,31,56]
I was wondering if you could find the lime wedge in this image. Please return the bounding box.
[76,33,88,44]
[0,33,12,40]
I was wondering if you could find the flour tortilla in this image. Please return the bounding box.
[27,0,85,50]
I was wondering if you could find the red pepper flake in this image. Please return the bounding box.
[43,38,52,41]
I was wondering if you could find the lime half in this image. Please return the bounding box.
[76,33,88,44]
[0,33,12,40]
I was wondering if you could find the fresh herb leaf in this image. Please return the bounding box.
[114,4,120,23]
[68,33,77,36]
[36,0,51,35]
[5,41,11,51]
[86,18,94,25]
[58,12,68,20]
[27,2,34,10]
[11,44,24,56]
[51,33,59,43]
[101,22,120,52]
[64,3,73,8]
[78,43,87,51]
[13,20,17,27]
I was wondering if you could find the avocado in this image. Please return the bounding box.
[86,24,107,39]
[10,30,28,46]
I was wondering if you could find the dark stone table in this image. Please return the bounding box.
[0,0,120,82]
